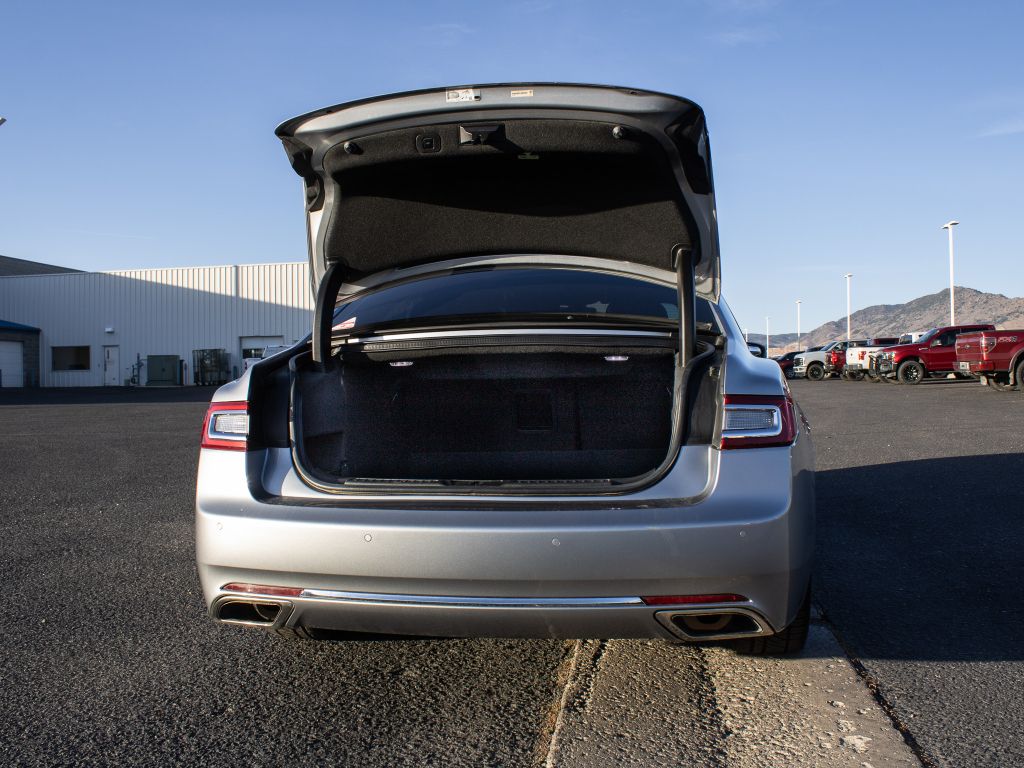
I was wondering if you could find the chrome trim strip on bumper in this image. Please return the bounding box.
[296,589,645,608]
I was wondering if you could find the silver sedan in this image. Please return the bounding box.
[195,84,814,655]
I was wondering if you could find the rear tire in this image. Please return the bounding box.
[897,360,925,385]
[732,582,811,656]
[1016,360,1024,393]
[806,362,825,381]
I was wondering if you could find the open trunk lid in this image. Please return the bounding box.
[275,83,720,305]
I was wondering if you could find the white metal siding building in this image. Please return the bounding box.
[0,262,313,387]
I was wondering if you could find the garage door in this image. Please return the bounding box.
[0,341,24,388]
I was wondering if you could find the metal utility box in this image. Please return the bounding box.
[192,349,230,386]
[146,355,182,386]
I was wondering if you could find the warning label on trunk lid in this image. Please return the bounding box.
[445,88,480,103]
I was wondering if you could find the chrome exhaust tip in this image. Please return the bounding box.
[655,607,769,641]
[213,598,292,628]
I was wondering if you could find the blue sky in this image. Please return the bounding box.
[1,0,1022,332]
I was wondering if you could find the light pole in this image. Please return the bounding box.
[843,273,853,341]
[795,300,802,351]
[765,316,771,356]
[942,220,959,325]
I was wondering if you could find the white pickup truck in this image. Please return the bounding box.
[844,336,901,380]
[793,340,862,381]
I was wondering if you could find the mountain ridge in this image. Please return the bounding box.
[745,287,1024,353]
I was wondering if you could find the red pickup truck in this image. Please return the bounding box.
[871,324,995,384]
[955,329,1024,391]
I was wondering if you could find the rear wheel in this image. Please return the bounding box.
[806,362,825,381]
[897,360,925,385]
[1017,360,1024,392]
[732,582,811,656]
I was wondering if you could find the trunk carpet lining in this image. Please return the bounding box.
[298,353,674,482]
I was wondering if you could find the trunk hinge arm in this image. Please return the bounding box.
[313,261,348,368]
[673,245,695,363]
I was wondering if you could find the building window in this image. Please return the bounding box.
[52,346,91,371]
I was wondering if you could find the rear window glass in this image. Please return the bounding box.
[334,268,719,332]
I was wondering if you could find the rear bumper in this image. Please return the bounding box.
[195,442,815,639]
[209,590,775,641]
[960,359,994,372]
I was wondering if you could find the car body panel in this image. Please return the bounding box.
[196,423,814,637]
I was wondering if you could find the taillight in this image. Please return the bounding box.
[721,394,797,450]
[858,351,866,361]
[981,337,997,354]
[201,401,249,451]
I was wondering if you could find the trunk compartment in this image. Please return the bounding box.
[292,346,681,488]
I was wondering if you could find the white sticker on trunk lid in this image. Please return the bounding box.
[446,88,480,103]
[510,88,534,98]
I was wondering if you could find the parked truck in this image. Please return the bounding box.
[871,324,995,384]
[955,329,1024,391]
[794,340,865,381]
[843,337,900,381]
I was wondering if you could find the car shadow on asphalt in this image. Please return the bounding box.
[813,452,1024,661]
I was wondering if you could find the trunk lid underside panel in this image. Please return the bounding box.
[276,83,720,302]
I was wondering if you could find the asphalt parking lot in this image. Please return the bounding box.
[1,379,1021,767]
